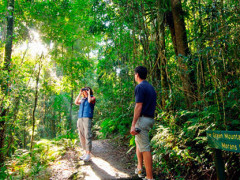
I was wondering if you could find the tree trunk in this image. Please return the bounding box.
[166,11,178,56]
[197,0,206,109]
[155,0,168,109]
[52,110,56,138]
[0,0,15,167]
[58,110,61,134]
[69,89,73,133]
[30,58,42,152]
[6,96,20,156]
[170,0,196,108]
[3,0,14,72]
[159,23,168,109]
[0,109,8,167]
[23,118,26,149]
[68,44,74,134]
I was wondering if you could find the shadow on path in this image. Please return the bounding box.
[71,139,140,180]
[49,139,150,180]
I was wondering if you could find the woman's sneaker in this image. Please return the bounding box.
[135,168,144,178]
[83,154,91,162]
[80,154,86,160]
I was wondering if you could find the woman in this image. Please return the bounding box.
[75,87,96,161]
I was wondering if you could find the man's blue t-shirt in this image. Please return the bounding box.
[135,81,157,117]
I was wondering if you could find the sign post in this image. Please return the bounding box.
[207,130,240,180]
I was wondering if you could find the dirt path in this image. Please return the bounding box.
[49,139,140,180]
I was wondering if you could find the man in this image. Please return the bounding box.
[130,66,156,180]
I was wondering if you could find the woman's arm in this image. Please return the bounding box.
[87,90,95,103]
[75,91,82,105]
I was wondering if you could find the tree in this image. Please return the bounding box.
[0,0,14,167]
[30,56,42,151]
[170,0,197,108]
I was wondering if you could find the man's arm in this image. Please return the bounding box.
[130,102,143,135]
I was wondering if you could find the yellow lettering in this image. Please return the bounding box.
[213,133,223,139]
[224,134,240,141]
[230,144,237,151]
[233,134,237,140]
[222,143,229,149]
[222,143,238,151]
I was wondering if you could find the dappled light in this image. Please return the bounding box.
[91,157,130,178]
[47,140,133,179]
[16,29,49,57]
[0,0,239,179]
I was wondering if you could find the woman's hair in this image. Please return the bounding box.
[85,87,93,95]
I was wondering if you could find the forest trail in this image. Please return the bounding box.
[48,139,139,180]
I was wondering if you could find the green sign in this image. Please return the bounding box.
[207,130,240,153]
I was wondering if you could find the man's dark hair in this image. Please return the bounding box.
[135,66,147,79]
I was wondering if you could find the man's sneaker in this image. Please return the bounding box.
[135,168,144,178]
[142,177,155,180]
[80,154,86,160]
[83,154,91,162]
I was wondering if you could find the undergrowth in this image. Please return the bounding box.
[0,134,78,179]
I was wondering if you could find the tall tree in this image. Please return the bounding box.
[0,0,14,167]
[30,56,42,151]
[156,0,169,109]
[170,0,196,108]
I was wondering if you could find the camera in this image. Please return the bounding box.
[135,128,141,133]
[81,88,89,91]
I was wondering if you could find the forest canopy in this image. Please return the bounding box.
[0,0,239,179]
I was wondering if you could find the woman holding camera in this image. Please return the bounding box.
[75,87,96,161]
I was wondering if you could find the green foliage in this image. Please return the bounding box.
[3,136,78,179]
[151,120,212,178]
[0,0,239,179]
[0,165,8,180]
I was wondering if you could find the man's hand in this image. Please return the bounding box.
[130,103,142,135]
[130,125,138,135]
